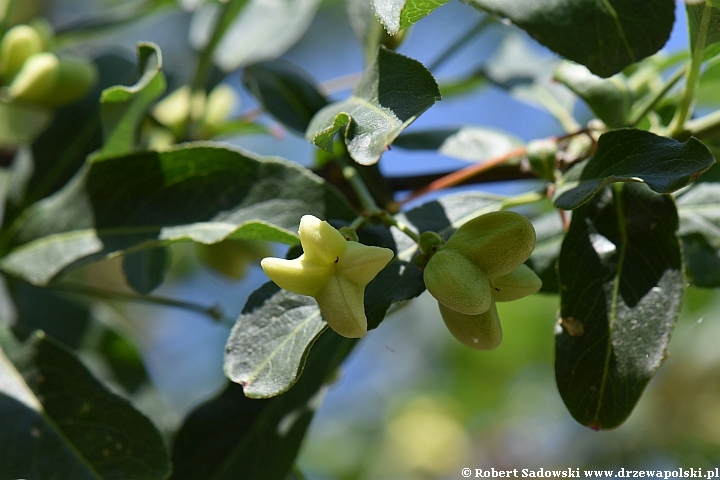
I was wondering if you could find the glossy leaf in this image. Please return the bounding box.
[556,184,683,429]
[95,42,166,160]
[242,59,328,134]
[306,47,441,165]
[122,247,168,295]
[554,129,715,210]
[0,333,170,479]
[677,182,720,249]
[172,331,354,480]
[372,0,450,35]
[224,282,326,398]
[465,0,675,77]
[1,144,355,285]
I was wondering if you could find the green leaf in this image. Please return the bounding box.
[95,42,166,160]
[554,61,632,128]
[464,0,675,78]
[525,211,564,294]
[0,101,51,148]
[348,0,385,63]
[556,183,683,429]
[394,126,522,163]
[697,59,720,105]
[681,234,720,288]
[195,0,322,71]
[687,3,720,59]
[554,129,715,210]
[677,182,720,249]
[224,282,326,398]
[242,59,328,134]
[372,0,450,35]
[306,47,441,165]
[1,144,355,285]
[122,248,168,295]
[8,278,90,349]
[171,331,354,480]
[0,333,170,479]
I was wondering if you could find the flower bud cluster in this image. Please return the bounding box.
[1,22,97,108]
[423,211,541,350]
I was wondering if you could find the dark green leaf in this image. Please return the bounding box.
[224,282,326,398]
[554,62,632,128]
[1,144,355,285]
[372,0,450,35]
[394,126,522,162]
[682,234,720,288]
[0,333,170,479]
[526,210,564,294]
[242,59,328,134]
[465,0,675,77]
[437,68,487,98]
[98,328,150,394]
[122,248,168,295]
[306,47,441,165]
[554,129,716,210]
[171,331,354,480]
[7,278,90,349]
[677,182,720,250]
[95,42,166,160]
[556,183,683,429]
[393,128,459,150]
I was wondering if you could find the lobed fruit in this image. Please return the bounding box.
[1,24,44,82]
[438,301,502,350]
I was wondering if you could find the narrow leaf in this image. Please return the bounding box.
[554,129,715,210]
[464,0,675,77]
[224,283,326,398]
[95,42,166,160]
[372,0,450,35]
[242,59,328,134]
[172,331,353,480]
[556,184,683,429]
[0,333,170,479]
[306,47,441,165]
[1,144,355,285]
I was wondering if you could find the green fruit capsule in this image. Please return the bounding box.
[1,24,44,82]
[43,56,98,106]
[438,302,502,350]
[7,52,60,104]
[424,249,491,315]
[444,211,536,280]
[490,264,542,302]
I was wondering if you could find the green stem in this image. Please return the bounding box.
[50,282,230,325]
[342,165,382,215]
[381,212,420,243]
[686,107,720,138]
[668,4,713,137]
[498,190,546,210]
[428,15,493,72]
[629,63,687,127]
[349,215,366,230]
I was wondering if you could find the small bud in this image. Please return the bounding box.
[338,226,359,242]
[438,302,502,350]
[527,138,557,181]
[418,231,443,254]
[1,24,44,82]
[8,52,60,104]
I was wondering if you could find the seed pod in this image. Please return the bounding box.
[438,302,502,350]
[444,211,536,280]
[490,264,542,302]
[7,52,60,104]
[43,56,97,106]
[1,24,44,82]
[423,249,491,315]
[527,138,557,181]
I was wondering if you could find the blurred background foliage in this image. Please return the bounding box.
[4,0,720,477]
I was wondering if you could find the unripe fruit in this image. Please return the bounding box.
[1,24,44,82]
[527,138,557,181]
[7,52,60,103]
[443,211,536,280]
[490,264,542,302]
[196,239,271,280]
[44,56,97,106]
[423,249,491,315]
[418,231,443,254]
[438,301,502,350]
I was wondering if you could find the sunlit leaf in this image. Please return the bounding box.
[556,184,683,429]
[306,47,441,165]
[1,144,355,285]
[372,0,450,35]
[554,129,715,210]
